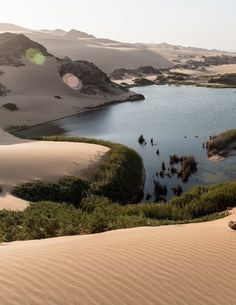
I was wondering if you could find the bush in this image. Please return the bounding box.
[12,181,60,202]
[90,144,144,203]
[58,176,89,207]
[1,180,235,242]
[207,129,236,156]
[31,136,145,204]
[12,177,89,208]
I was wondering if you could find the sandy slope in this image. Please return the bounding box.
[0,129,109,211]
[0,48,138,212]
[0,210,235,305]
[26,32,172,73]
[0,57,134,128]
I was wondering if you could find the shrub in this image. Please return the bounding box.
[90,144,144,203]
[12,181,60,202]
[32,136,145,204]
[207,129,236,156]
[12,177,89,208]
[58,176,89,207]
[1,180,235,242]
[21,202,83,239]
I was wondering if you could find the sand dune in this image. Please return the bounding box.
[0,210,235,305]
[26,32,173,73]
[0,129,109,211]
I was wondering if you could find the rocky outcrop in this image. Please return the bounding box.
[0,33,52,66]
[204,55,236,66]
[59,59,129,95]
[125,94,145,101]
[208,74,236,86]
[110,66,165,80]
[228,221,236,230]
[133,78,155,87]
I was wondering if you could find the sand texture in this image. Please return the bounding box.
[0,210,235,305]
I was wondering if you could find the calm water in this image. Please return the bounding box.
[34,85,236,200]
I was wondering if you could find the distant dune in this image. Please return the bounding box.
[0,209,235,305]
[1,23,235,73]
[0,23,30,32]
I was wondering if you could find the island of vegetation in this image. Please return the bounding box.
[207,129,236,157]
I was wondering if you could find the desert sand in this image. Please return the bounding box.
[0,24,235,305]
[0,128,109,211]
[0,57,135,128]
[0,209,235,305]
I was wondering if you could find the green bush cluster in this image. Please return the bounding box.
[1,181,235,242]
[3,135,235,243]
[12,136,144,204]
[12,177,89,208]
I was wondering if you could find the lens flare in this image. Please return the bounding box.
[25,48,46,65]
[62,73,83,90]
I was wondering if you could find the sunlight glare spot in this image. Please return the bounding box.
[62,73,83,90]
[25,48,46,65]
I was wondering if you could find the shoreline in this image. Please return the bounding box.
[5,92,145,139]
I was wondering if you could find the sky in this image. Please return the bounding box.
[0,0,235,50]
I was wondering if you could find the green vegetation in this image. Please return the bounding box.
[207,129,236,156]
[12,136,145,204]
[1,180,235,242]
[12,177,89,208]
[2,134,235,243]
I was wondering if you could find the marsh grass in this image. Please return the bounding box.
[207,129,236,155]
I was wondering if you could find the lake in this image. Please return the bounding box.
[27,85,236,201]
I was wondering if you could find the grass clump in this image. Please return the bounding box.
[207,129,236,156]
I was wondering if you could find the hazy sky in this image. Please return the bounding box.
[1,0,235,50]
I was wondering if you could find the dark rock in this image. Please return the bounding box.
[60,59,127,95]
[2,103,19,111]
[228,221,236,230]
[125,94,145,101]
[133,78,155,87]
[54,95,61,100]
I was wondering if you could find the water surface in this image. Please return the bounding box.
[30,85,236,200]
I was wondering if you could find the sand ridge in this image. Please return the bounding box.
[0,209,235,305]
